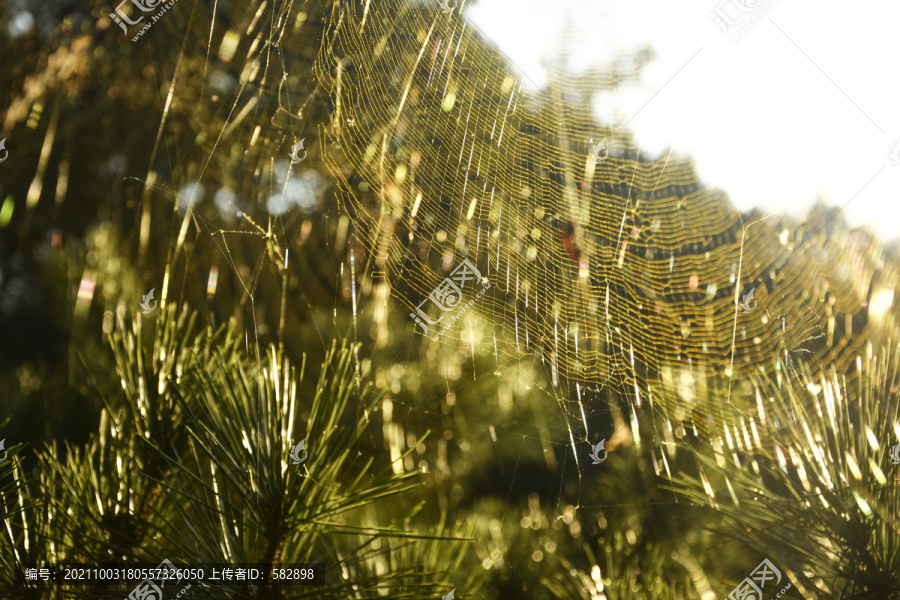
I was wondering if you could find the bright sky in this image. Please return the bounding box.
[465,0,900,241]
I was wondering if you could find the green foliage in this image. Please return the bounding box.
[3,2,900,600]
[0,417,34,595]
[669,345,900,599]
[1,307,474,599]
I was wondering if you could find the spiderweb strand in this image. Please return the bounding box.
[309,0,889,440]
[145,0,896,464]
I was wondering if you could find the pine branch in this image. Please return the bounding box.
[4,309,475,599]
[668,342,900,599]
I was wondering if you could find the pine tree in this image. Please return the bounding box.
[668,343,900,599]
[3,1,900,599]
[1,306,474,598]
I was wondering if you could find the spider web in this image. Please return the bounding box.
[303,0,884,440]
[132,0,894,541]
